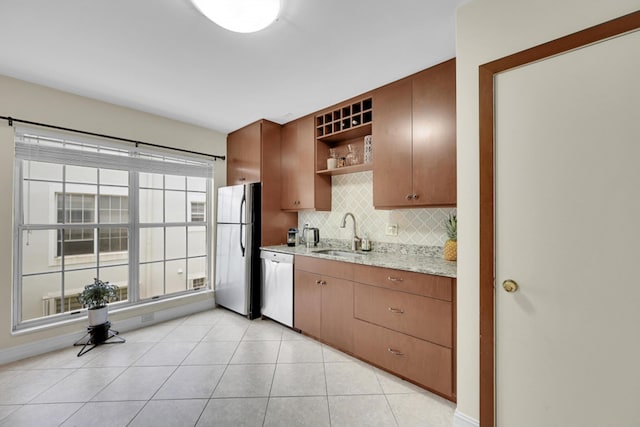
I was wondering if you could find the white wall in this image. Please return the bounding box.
[0,74,226,352]
[455,0,639,422]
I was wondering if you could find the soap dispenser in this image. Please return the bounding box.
[361,234,371,252]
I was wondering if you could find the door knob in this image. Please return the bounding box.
[502,279,519,293]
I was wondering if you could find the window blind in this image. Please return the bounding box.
[14,126,215,178]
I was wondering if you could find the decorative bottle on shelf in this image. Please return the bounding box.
[364,135,373,164]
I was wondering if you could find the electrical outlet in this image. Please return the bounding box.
[141,312,154,323]
[385,223,398,236]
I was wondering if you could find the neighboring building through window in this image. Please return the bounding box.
[56,193,129,256]
[13,128,213,330]
[191,201,205,222]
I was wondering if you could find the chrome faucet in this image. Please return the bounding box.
[340,212,361,251]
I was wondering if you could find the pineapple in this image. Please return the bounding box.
[443,213,457,261]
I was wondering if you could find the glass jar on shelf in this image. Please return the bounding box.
[345,144,360,166]
[327,148,338,169]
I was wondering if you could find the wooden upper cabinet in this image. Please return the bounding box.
[412,59,456,206]
[280,115,331,211]
[372,78,414,207]
[226,120,297,246]
[226,122,261,185]
[373,58,457,208]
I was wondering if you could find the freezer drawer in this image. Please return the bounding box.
[260,251,294,327]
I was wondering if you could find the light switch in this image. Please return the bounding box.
[385,223,398,236]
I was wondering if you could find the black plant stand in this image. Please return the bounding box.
[74,321,125,357]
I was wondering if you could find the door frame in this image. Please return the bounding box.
[478,10,640,427]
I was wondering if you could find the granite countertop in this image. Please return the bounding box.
[260,244,457,278]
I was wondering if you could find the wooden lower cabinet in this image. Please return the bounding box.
[354,319,453,398]
[352,263,452,301]
[321,276,354,352]
[293,269,322,338]
[293,255,455,400]
[352,266,456,401]
[294,258,354,353]
[354,282,452,348]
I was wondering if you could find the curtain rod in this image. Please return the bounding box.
[1,115,226,161]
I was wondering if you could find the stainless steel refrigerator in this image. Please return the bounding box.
[214,182,261,319]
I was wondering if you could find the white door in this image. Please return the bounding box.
[495,30,640,426]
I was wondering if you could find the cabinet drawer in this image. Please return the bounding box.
[354,319,453,398]
[353,264,452,301]
[295,255,354,280]
[354,283,452,348]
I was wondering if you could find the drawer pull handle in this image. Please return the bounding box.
[315,279,322,285]
[387,276,404,283]
[388,307,404,314]
[321,280,327,285]
[388,348,405,356]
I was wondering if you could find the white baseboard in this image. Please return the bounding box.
[0,298,215,365]
[454,410,479,427]
[0,329,88,366]
[110,298,215,334]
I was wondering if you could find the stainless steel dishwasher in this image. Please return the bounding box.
[260,250,294,327]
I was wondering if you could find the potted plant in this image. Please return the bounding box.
[77,278,119,326]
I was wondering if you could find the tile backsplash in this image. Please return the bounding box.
[298,171,455,247]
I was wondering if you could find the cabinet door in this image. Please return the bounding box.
[412,58,456,206]
[294,116,320,209]
[227,122,261,185]
[280,120,299,209]
[293,269,321,338]
[260,121,297,246]
[372,78,414,207]
[321,277,354,353]
[280,116,330,211]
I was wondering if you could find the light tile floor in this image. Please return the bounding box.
[0,309,455,426]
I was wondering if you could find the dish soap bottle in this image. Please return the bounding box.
[361,234,371,252]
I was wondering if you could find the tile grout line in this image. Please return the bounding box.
[321,344,333,426]
[261,327,283,427]
[375,370,401,427]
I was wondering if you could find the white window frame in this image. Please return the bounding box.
[13,127,213,331]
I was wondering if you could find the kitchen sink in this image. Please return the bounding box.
[312,249,368,258]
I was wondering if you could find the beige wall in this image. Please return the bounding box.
[0,75,226,352]
[455,0,639,421]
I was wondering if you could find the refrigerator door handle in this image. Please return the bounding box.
[239,191,246,257]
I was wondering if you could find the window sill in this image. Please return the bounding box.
[12,288,214,336]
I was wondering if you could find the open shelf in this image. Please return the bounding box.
[316,163,372,176]
[315,96,373,176]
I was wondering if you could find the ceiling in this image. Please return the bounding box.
[0,0,467,135]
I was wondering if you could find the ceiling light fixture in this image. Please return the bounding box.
[190,0,281,33]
